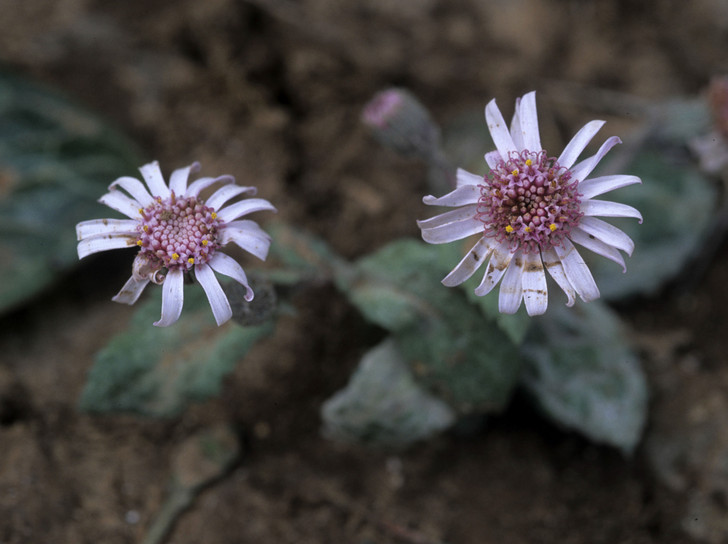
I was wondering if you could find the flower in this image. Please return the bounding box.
[417,91,642,316]
[76,161,276,326]
[690,76,728,174]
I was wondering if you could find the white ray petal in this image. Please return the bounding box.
[522,251,548,316]
[423,184,481,207]
[456,168,485,188]
[225,219,271,239]
[206,184,258,210]
[474,242,514,296]
[557,120,606,169]
[169,162,200,196]
[581,199,642,223]
[194,262,232,326]
[208,252,254,301]
[509,96,524,150]
[139,161,171,199]
[186,175,234,198]
[216,198,277,222]
[569,136,621,182]
[498,250,524,314]
[542,248,576,307]
[417,204,478,229]
[110,176,155,207]
[578,175,642,199]
[485,98,517,157]
[578,216,634,256]
[77,235,136,259]
[219,225,272,261]
[569,227,627,272]
[98,190,142,219]
[154,268,184,327]
[484,150,502,170]
[442,236,493,287]
[76,219,138,241]
[111,276,150,305]
[517,91,541,152]
[420,216,483,244]
[554,239,599,302]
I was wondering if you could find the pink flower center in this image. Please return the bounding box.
[136,194,222,271]
[477,150,582,253]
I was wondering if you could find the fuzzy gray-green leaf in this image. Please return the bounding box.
[586,148,717,299]
[341,239,522,414]
[321,338,456,446]
[522,301,647,453]
[0,71,141,312]
[79,286,273,417]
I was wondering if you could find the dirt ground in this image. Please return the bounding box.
[1,0,728,542]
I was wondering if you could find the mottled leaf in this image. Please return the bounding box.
[340,239,522,414]
[0,70,141,312]
[321,338,456,446]
[522,301,647,453]
[79,285,273,417]
[586,148,717,299]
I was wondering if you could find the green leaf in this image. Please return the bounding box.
[586,148,718,299]
[521,301,647,453]
[79,286,273,417]
[340,239,522,414]
[321,338,456,447]
[0,70,141,312]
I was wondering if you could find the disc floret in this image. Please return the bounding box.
[136,194,223,273]
[477,150,583,253]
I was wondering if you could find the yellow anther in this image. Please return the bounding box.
[524,226,532,233]
[505,225,514,233]
[201,240,209,246]
[211,212,218,220]
[188,257,195,264]
[138,208,144,214]
[136,240,143,246]
[143,225,149,232]
[549,223,557,232]
[511,169,519,176]
[172,253,180,260]
[525,159,532,166]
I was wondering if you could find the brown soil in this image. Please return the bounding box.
[1,1,727,542]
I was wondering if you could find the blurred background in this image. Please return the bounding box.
[1,0,728,542]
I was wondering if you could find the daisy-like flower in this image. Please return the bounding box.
[417,91,642,316]
[76,161,276,326]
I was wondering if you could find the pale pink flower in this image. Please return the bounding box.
[76,161,275,326]
[418,92,642,316]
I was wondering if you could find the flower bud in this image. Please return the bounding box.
[361,88,442,160]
